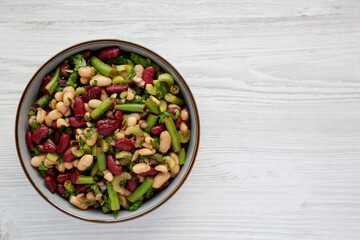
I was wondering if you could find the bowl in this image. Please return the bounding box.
[15,39,200,222]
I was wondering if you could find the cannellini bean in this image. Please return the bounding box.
[100,89,108,101]
[73,160,79,168]
[180,122,189,135]
[132,162,151,174]
[64,161,74,170]
[30,154,46,167]
[137,175,145,183]
[88,99,102,109]
[153,172,171,189]
[126,88,135,101]
[86,192,96,202]
[56,162,65,173]
[44,159,57,168]
[138,120,147,129]
[77,154,93,171]
[57,118,70,128]
[70,194,89,210]
[80,77,90,85]
[155,164,168,173]
[131,150,139,162]
[115,132,125,140]
[159,131,171,154]
[103,169,114,181]
[127,116,137,127]
[132,76,145,88]
[84,112,91,121]
[84,129,98,146]
[142,142,153,149]
[145,136,154,144]
[28,115,36,126]
[119,195,128,209]
[47,109,62,120]
[36,108,46,124]
[139,148,156,156]
[90,74,112,87]
[44,116,53,127]
[105,111,113,118]
[84,103,93,112]
[78,66,95,78]
[168,104,181,110]
[56,102,70,116]
[123,113,141,121]
[170,152,180,175]
[63,87,75,106]
[180,109,189,121]
[54,92,64,102]
[134,64,144,78]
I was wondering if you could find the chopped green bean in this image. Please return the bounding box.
[45,67,60,94]
[90,56,117,77]
[97,149,107,171]
[91,97,114,119]
[164,117,181,152]
[178,148,186,165]
[90,162,99,176]
[106,181,120,211]
[145,114,158,132]
[127,177,154,203]
[76,176,94,184]
[145,98,159,114]
[34,94,51,108]
[114,103,145,112]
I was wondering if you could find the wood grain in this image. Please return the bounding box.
[1,0,360,239]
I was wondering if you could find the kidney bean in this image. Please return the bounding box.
[52,121,57,129]
[84,85,91,91]
[57,134,70,154]
[32,126,49,144]
[44,176,56,194]
[57,184,66,195]
[73,96,85,117]
[168,107,179,116]
[45,169,57,178]
[69,116,86,128]
[185,118,191,128]
[98,47,120,60]
[106,154,122,175]
[182,106,189,112]
[113,110,123,127]
[52,131,60,145]
[25,130,34,151]
[142,66,156,85]
[105,84,129,94]
[82,86,102,102]
[39,75,51,94]
[76,184,89,193]
[155,180,170,192]
[60,63,71,78]
[63,146,76,162]
[70,168,82,184]
[83,50,91,59]
[126,179,137,192]
[114,139,134,151]
[38,142,56,153]
[175,116,181,129]
[139,167,158,177]
[60,80,68,86]
[151,125,165,135]
[97,119,118,136]
[57,173,71,184]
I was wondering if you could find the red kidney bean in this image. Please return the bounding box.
[126,179,137,192]
[98,47,120,60]
[114,139,134,151]
[45,169,57,178]
[64,147,75,162]
[52,121,57,129]
[82,86,102,102]
[168,107,179,116]
[70,168,82,184]
[97,119,118,136]
[39,75,51,94]
[182,106,189,112]
[57,134,70,154]
[97,180,106,192]
[60,63,71,78]
[44,176,56,194]
[83,50,91,59]
[38,142,56,153]
[73,96,85,117]
[60,80,67,86]
[155,180,170,192]
[69,116,86,128]
[25,130,34,151]
[142,66,156,85]
[53,131,61,144]
[76,184,89,193]
[113,110,123,127]
[185,118,191,128]
[84,85,91,91]
[149,158,159,165]
[175,116,181,129]
[57,173,71,184]
[106,154,122,175]
[139,167,158,177]
[31,126,49,144]
[151,125,165,135]
[105,84,129,94]
[57,184,65,195]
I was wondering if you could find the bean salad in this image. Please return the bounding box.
[26,47,191,217]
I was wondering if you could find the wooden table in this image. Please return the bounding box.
[1,0,360,239]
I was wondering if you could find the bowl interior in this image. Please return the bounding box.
[15,40,199,222]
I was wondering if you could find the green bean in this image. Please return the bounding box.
[91,144,97,156]
[97,148,107,171]
[90,161,99,176]
[91,97,114,119]
[145,114,158,132]
[145,99,159,114]
[114,103,145,112]
[127,177,154,203]
[164,93,184,106]
[106,181,120,211]
[178,148,186,165]
[102,205,111,214]
[34,94,51,108]
[164,117,181,152]
[90,56,117,77]
[30,120,41,131]
[76,176,94,184]
[45,67,60,94]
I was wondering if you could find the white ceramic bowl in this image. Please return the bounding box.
[15,39,200,222]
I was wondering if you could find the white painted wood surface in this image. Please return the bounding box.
[1,0,360,239]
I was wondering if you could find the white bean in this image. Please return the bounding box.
[36,108,46,124]
[54,92,64,102]
[88,99,102,109]
[132,163,151,174]
[152,172,171,189]
[78,66,95,78]
[90,74,112,87]
[180,109,189,121]
[134,64,144,78]
[30,154,46,167]
[77,154,94,171]
[127,116,137,127]
[159,131,171,154]
[139,148,156,156]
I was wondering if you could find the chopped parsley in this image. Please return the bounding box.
[129,200,142,211]
[38,162,49,171]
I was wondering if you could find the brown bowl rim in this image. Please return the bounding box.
[14,39,200,223]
